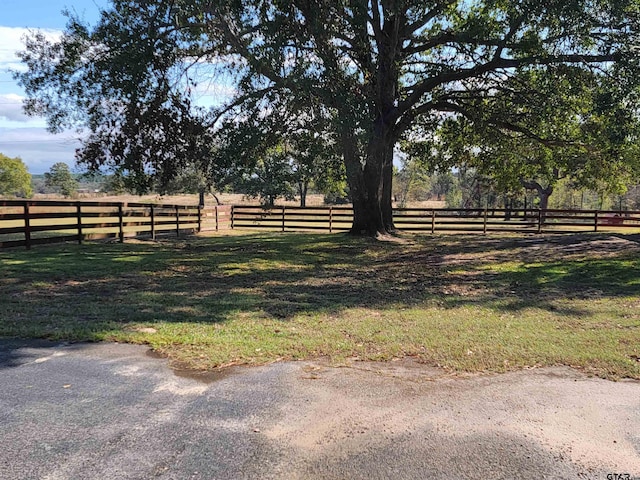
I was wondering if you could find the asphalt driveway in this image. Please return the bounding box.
[1,339,639,479]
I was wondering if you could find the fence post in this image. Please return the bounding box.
[537,209,542,234]
[231,205,235,229]
[215,206,219,232]
[329,207,333,233]
[118,203,124,243]
[175,206,180,238]
[594,210,599,232]
[483,208,488,234]
[282,206,286,232]
[197,205,202,233]
[76,202,83,244]
[431,210,436,234]
[23,201,31,250]
[150,205,156,240]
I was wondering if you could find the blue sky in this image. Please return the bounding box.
[0,0,106,173]
[1,0,105,28]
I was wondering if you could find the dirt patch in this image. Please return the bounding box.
[264,360,640,477]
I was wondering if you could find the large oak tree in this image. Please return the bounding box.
[17,0,640,234]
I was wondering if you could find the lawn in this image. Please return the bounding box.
[1,231,639,379]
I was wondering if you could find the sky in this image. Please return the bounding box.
[0,0,107,174]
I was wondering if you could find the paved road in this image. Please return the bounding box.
[1,339,639,480]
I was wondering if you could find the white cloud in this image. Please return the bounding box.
[0,127,82,174]
[0,93,32,122]
[0,25,66,124]
[0,26,62,73]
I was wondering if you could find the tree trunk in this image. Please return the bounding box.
[381,143,395,232]
[504,195,511,221]
[343,141,397,235]
[342,131,388,236]
[336,7,400,236]
[539,189,552,211]
[521,179,553,222]
[298,181,307,207]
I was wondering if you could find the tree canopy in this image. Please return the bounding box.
[16,0,640,234]
[44,162,78,197]
[414,66,640,208]
[0,154,33,198]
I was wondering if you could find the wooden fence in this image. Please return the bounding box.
[231,206,354,232]
[2,201,639,250]
[0,200,231,250]
[231,205,640,234]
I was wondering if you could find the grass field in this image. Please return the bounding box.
[31,192,447,209]
[1,231,639,379]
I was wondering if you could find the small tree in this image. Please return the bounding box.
[289,136,344,207]
[102,173,129,195]
[432,171,455,202]
[0,154,33,198]
[392,159,433,207]
[240,146,296,208]
[44,162,78,197]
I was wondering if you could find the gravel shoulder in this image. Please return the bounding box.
[1,339,639,479]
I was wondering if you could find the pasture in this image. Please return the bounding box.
[1,231,638,379]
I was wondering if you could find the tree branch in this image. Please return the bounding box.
[395,52,617,124]
[404,1,457,36]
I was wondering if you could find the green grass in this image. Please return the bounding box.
[1,231,639,379]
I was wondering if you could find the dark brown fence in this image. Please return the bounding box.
[231,205,640,234]
[231,206,354,232]
[3,201,639,250]
[0,200,232,250]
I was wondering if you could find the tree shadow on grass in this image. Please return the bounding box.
[0,232,638,339]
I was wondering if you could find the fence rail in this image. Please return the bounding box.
[231,206,354,233]
[231,205,640,234]
[0,200,231,250]
[2,201,639,249]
